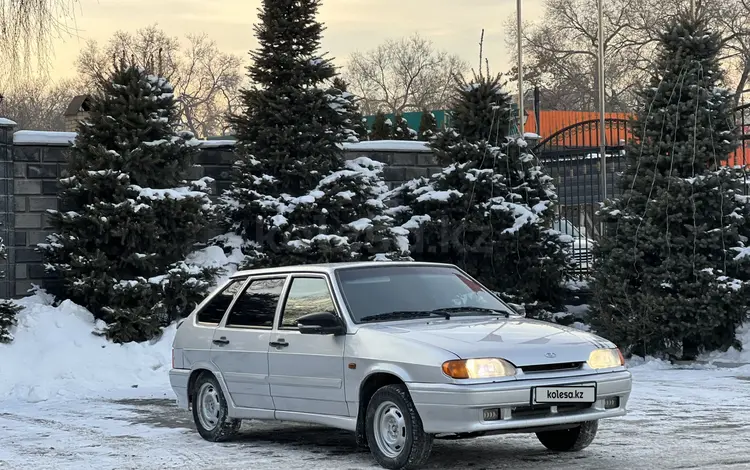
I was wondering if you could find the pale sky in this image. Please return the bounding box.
[48,0,544,80]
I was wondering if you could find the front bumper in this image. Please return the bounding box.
[169,369,190,409]
[407,370,632,434]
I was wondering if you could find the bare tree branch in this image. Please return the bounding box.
[0,76,85,129]
[75,25,245,137]
[344,32,468,115]
[0,0,80,83]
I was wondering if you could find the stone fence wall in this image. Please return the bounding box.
[2,123,439,298]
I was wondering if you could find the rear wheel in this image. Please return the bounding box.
[191,373,241,442]
[365,384,433,469]
[536,420,598,452]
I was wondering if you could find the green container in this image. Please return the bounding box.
[363,110,449,132]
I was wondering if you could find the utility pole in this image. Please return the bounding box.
[517,0,524,136]
[598,0,607,236]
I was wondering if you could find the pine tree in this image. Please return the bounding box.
[330,77,368,141]
[388,73,570,316]
[370,111,393,140]
[418,110,438,141]
[220,0,409,268]
[392,113,417,140]
[40,64,216,343]
[589,16,750,359]
[0,237,21,343]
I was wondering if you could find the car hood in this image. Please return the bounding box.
[362,317,615,367]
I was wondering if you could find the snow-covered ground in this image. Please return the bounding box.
[1,283,749,468]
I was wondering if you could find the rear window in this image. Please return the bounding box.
[196,278,246,325]
[335,265,512,322]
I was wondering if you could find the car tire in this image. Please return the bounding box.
[536,420,598,452]
[365,384,433,470]
[191,373,241,442]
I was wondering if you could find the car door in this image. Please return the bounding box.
[210,275,288,411]
[184,277,247,372]
[268,274,348,416]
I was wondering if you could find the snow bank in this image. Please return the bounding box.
[698,323,750,364]
[0,292,174,403]
[0,237,245,404]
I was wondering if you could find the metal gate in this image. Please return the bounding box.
[533,96,750,279]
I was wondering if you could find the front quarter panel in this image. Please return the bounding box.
[344,328,458,414]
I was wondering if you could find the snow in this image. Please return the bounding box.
[346,218,373,231]
[271,214,289,227]
[415,189,462,202]
[196,139,237,148]
[10,132,433,155]
[0,117,18,126]
[131,184,210,202]
[698,323,750,365]
[0,292,174,403]
[1,355,749,468]
[342,140,431,152]
[13,130,76,145]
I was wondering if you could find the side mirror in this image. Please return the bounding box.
[297,311,346,335]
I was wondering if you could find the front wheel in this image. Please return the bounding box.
[536,420,598,452]
[191,373,241,442]
[365,384,433,469]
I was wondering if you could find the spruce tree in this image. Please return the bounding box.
[40,64,216,343]
[392,113,417,140]
[330,77,368,141]
[589,16,750,359]
[370,111,393,140]
[220,0,408,268]
[0,237,21,343]
[418,109,438,141]
[388,73,570,316]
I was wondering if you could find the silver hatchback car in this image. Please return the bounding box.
[170,261,632,469]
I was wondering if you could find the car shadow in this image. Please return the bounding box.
[114,398,616,469]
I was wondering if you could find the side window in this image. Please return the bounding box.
[196,278,247,325]
[225,278,286,328]
[280,277,336,329]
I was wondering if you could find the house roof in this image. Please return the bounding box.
[64,95,92,117]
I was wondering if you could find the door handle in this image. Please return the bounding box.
[269,339,289,348]
[212,337,230,345]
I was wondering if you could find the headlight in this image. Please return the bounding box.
[442,358,517,379]
[587,348,625,369]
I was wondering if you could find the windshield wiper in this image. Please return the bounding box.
[432,306,511,318]
[359,310,449,323]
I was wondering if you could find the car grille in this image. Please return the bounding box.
[520,362,584,374]
[511,403,592,419]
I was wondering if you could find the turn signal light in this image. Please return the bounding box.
[442,358,517,379]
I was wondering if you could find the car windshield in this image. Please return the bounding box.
[335,265,517,323]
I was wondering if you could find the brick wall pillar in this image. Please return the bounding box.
[0,119,16,299]
[13,142,65,297]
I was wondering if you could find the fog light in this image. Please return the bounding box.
[483,408,499,421]
[604,397,620,409]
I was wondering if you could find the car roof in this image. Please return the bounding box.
[229,261,458,279]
